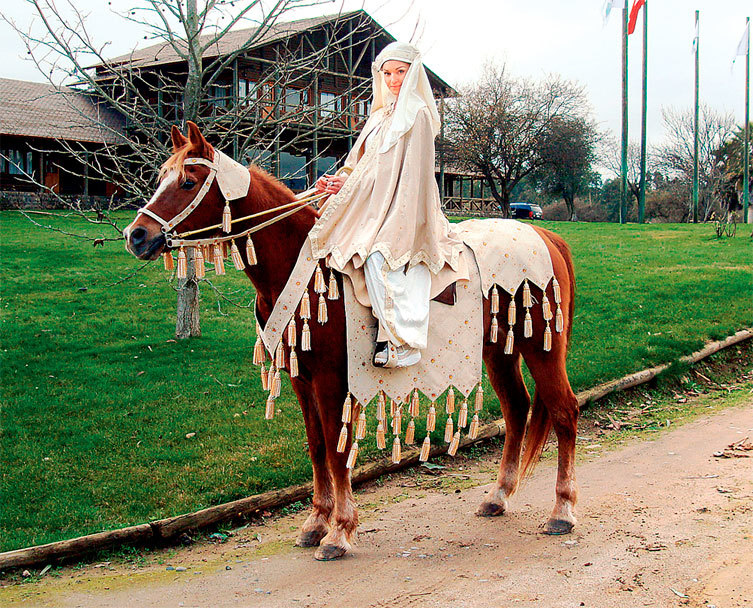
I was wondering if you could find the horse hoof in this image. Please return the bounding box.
[543,518,575,535]
[314,543,348,561]
[476,500,507,517]
[296,529,327,548]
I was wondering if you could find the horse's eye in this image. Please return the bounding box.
[181,179,196,190]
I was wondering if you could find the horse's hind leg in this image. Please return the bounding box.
[524,350,579,535]
[291,378,333,547]
[477,352,531,516]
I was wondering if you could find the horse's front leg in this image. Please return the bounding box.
[311,376,357,561]
[291,377,333,547]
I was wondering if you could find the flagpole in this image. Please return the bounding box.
[638,0,648,223]
[692,10,700,224]
[620,4,629,224]
[744,17,750,224]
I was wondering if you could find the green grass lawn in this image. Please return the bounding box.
[0,211,750,553]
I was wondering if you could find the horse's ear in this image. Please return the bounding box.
[170,125,188,152]
[186,121,213,159]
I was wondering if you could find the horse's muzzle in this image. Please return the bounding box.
[125,225,166,260]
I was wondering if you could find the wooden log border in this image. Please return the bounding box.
[2,328,750,571]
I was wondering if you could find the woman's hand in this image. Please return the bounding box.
[315,173,347,195]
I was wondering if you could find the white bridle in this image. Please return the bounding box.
[136,154,344,249]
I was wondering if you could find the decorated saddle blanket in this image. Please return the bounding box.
[254,220,563,467]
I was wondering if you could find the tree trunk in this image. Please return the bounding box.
[175,0,202,339]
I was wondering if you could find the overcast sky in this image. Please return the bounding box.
[1,0,749,152]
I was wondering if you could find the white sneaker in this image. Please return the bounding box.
[373,343,421,368]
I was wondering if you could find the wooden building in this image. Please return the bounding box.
[0,78,124,200]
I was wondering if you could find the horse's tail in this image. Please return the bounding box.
[520,228,576,478]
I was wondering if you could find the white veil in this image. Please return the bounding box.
[370,42,441,154]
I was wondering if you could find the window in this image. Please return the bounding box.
[357,99,371,118]
[279,151,307,190]
[284,88,302,110]
[238,78,257,103]
[1,149,33,176]
[208,84,230,108]
[320,92,336,117]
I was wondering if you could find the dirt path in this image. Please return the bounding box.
[4,400,752,608]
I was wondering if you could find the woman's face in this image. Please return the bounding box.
[381,60,410,97]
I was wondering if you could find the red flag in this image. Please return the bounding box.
[628,0,645,35]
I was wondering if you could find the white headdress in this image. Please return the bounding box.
[371,42,441,153]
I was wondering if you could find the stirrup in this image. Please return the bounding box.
[373,342,397,368]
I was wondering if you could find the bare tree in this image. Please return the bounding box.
[442,63,589,217]
[654,105,737,222]
[3,1,380,338]
[599,137,647,216]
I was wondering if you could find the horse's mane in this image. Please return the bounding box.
[159,141,215,180]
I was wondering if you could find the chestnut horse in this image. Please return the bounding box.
[124,122,579,560]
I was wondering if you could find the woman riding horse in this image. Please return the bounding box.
[309,42,464,368]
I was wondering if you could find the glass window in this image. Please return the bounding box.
[285,88,302,110]
[208,84,229,108]
[320,92,336,117]
[279,151,307,190]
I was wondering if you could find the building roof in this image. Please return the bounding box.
[0,78,125,144]
[96,9,455,95]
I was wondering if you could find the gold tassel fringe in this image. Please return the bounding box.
[245,236,257,266]
[504,328,514,355]
[405,419,415,444]
[446,387,455,414]
[542,294,552,321]
[301,319,311,351]
[314,264,326,293]
[508,300,517,326]
[475,384,484,412]
[346,442,359,469]
[222,202,232,233]
[448,431,460,456]
[553,277,561,303]
[265,395,275,420]
[390,398,397,418]
[287,318,296,348]
[376,422,386,449]
[392,407,402,436]
[341,393,352,423]
[337,424,348,453]
[444,416,454,443]
[260,362,268,391]
[427,403,436,432]
[490,285,499,314]
[327,271,339,300]
[391,436,402,464]
[275,342,285,369]
[490,315,498,343]
[469,414,480,440]
[163,251,174,271]
[176,247,187,279]
[377,392,386,421]
[194,246,205,279]
[523,279,532,308]
[253,337,266,366]
[355,409,366,440]
[300,291,311,320]
[524,309,533,338]
[317,295,328,324]
[419,435,431,462]
[289,349,299,377]
[410,389,420,417]
[230,240,245,271]
[270,368,281,398]
[555,305,564,333]
[212,244,225,275]
[544,323,552,352]
[459,400,468,428]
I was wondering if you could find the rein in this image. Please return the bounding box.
[138,153,350,279]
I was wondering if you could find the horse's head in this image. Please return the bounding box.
[124,121,225,260]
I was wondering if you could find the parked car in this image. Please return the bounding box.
[510,202,543,220]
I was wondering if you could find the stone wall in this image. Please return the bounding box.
[0,191,121,211]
